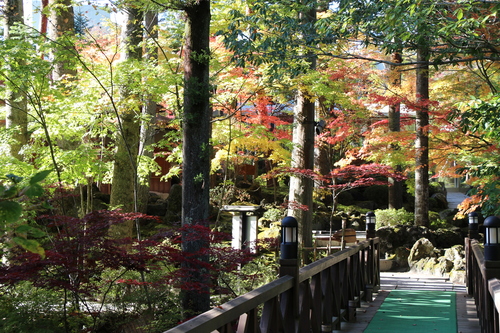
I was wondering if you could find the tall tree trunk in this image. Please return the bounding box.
[47,0,77,81]
[181,0,211,319]
[288,1,316,264]
[109,7,143,237]
[288,90,315,262]
[4,0,28,160]
[414,46,430,226]
[138,11,159,214]
[388,52,403,209]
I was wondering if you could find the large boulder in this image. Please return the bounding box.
[407,239,466,283]
[376,225,435,257]
[430,192,448,210]
[147,192,167,216]
[433,228,464,248]
[408,238,437,265]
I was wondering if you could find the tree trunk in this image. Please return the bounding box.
[414,46,430,226]
[388,52,403,209]
[138,11,159,214]
[4,0,28,160]
[181,0,211,319]
[288,90,315,262]
[288,2,316,265]
[109,7,143,237]
[47,0,77,81]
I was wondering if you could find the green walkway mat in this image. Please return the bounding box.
[364,290,457,332]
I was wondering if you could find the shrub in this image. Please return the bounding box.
[429,211,451,230]
[0,210,258,332]
[262,206,285,222]
[375,208,414,228]
[0,282,67,333]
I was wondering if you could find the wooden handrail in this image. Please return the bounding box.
[298,241,373,283]
[166,238,380,333]
[466,238,500,333]
[166,276,294,333]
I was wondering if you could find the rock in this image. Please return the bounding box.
[164,184,182,224]
[449,270,466,284]
[376,225,435,258]
[408,238,437,265]
[148,192,162,203]
[407,239,466,282]
[444,245,466,271]
[147,203,167,217]
[433,228,463,248]
[393,247,411,269]
[439,209,454,220]
[430,192,448,210]
[436,256,454,275]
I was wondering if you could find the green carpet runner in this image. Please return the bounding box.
[364,290,457,332]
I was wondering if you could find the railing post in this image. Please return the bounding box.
[465,237,473,296]
[279,217,299,330]
[482,261,500,333]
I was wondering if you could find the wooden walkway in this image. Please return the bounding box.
[334,272,481,333]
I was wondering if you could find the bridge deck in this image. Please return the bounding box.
[334,272,481,333]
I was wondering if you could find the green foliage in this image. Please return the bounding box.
[262,206,285,222]
[0,171,51,257]
[452,94,500,217]
[0,282,68,333]
[213,250,279,305]
[428,212,449,231]
[210,181,252,208]
[375,208,414,228]
[217,0,324,79]
[457,95,500,142]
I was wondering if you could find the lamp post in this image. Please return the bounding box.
[366,211,376,239]
[279,216,299,321]
[484,216,500,261]
[280,216,298,260]
[468,212,479,240]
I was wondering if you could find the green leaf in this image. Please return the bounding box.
[0,200,22,223]
[13,237,45,258]
[29,170,52,185]
[24,184,44,199]
[6,174,23,184]
[15,224,46,238]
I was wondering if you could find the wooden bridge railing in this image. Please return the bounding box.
[466,238,500,333]
[166,238,380,333]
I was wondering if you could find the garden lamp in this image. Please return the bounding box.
[468,212,479,240]
[366,211,376,239]
[484,216,500,261]
[280,216,298,260]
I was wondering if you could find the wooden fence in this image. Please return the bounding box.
[166,238,380,333]
[466,238,500,333]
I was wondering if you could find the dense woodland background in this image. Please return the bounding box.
[1,0,500,331]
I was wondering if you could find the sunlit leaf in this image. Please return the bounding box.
[13,237,45,259]
[29,170,52,185]
[0,200,22,223]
